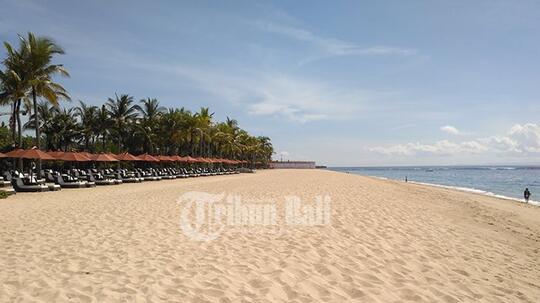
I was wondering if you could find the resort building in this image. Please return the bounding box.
[269,161,316,169]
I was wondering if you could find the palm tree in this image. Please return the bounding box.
[17,33,71,146]
[194,107,214,156]
[5,33,70,176]
[51,108,79,151]
[136,98,165,123]
[24,101,54,150]
[74,100,98,151]
[134,98,165,153]
[0,41,29,148]
[3,34,273,166]
[95,105,111,151]
[106,94,138,151]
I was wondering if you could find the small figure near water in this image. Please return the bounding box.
[405,176,408,182]
[524,188,531,203]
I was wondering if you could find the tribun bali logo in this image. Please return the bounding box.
[178,191,331,241]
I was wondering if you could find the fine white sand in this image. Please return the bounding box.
[1,169,539,302]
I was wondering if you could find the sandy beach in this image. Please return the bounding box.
[1,169,539,302]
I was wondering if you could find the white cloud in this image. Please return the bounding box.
[0,4,414,124]
[128,61,387,123]
[440,125,460,135]
[369,123,540,157]
[255,21,417,64]
[507,123,540,153]
[369,140,487,156]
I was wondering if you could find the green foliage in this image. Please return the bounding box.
[1,32,273,163]
[0,125,14,151]
[0,191,9,199]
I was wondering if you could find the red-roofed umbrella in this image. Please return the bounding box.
[174,155,190,162]
[137,153,159,162]
[157,155,173,161]
[91,153,119,162]
[5,149,25,158]
[104,153,119,159]
[182,156,197,163]
[9,148,55,160]
[56,152,92,162]
[175,156,188,163]
[47,151,64,158]
[79,151,94,159]
[169,155,181,162]
[115,152,141,161]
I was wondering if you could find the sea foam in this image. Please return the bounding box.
[409,181,540,207]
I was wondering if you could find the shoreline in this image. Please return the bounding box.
[330,168,540,207]
[408,179,540,206]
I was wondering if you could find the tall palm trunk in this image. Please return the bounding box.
[15,99,23,171]
[32,87,42,178]
[10,102,17,144]
[15,99,22,147]
[117,124,122,152]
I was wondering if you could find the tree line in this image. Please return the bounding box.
[0,33,273,164]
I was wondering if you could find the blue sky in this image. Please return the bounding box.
[1,0,540,166]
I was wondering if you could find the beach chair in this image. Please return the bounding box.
[86,171,115,186]
[55,174,89,189]
[12,177,49,192]
[115,169,142,183]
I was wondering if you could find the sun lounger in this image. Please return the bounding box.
[89,173,115,185]
[114,170,142,183]
[56,175,88,189]
[0,176,12,187]
[12,177,49,192]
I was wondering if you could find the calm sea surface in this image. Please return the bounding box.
[329,166,540,205]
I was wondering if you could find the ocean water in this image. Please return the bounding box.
[329,166,540,206]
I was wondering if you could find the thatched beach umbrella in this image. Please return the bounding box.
[23,149,55,161]
[91,153,119,162]
[56,152,92,162]
[181,156,198,164]
[173,156,189,163]
[169,155,182,162]
[6,148,56,178]
[7,148,56,161]
[5,149,25,158]
[157,155,173,162]
[78,151,94,159]
[194,157,209,163]
[115,152,141,162]
[137,153,159,162]
[47,151,64,158]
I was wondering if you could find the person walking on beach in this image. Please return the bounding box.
[524,188,531,203]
